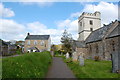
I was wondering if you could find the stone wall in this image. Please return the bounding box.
[86,36,120,60]
[76,47,88,59]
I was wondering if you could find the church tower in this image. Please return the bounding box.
[78,11,101,41]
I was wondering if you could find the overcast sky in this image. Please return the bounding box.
[0,1,118,44]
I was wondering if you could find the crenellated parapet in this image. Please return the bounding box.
[78,11,101,21]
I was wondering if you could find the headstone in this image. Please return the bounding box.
[79,53,84,66]
[66,52,69,59]
[111,52,119,73]
[72,52,78,61]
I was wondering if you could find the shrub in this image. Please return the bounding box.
[16,49,22,54]
[94,56,101,61]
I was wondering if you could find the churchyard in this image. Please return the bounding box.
[50,51,119,79]
[64,57,119,78]
[1,1,120,79]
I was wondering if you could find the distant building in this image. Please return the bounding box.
[78,11,101,41]
[0,39,17,56]
[24,33,51,53]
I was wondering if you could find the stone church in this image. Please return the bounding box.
[73,11,120,61]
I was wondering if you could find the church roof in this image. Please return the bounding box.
[25,35,50,40]
[72,41,86,48]
[106,22,120,38]
[85,20,119,43]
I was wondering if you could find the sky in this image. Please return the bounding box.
[0,1,119,44]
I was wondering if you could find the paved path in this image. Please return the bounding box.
[46,57,77,78]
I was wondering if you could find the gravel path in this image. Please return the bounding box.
[46,57,77,79]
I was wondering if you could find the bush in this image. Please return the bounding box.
[16,49,22,54]
[94,56,101,61]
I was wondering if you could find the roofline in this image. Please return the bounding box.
[86,39,102,44]
[105,35,120,39]
[25,35,50,40]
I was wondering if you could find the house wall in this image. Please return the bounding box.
[1,46,8,56]
[24,39,50,52]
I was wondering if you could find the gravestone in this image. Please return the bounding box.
[66,52,69,59]
[72,52,78,61]
[79,53,84,66]
[111,52,120,73]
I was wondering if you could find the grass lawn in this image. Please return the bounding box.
[64,58,120,79]
[2,51,52,78]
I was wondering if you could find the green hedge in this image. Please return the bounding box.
[2,51,52,78]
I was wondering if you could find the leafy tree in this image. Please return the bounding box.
[61,29,73,55]
[51,44,57,52]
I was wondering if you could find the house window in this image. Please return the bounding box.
[90,20,93,25]
[34,40,37,45]
[40,41,44,46]
[27,40,30,45]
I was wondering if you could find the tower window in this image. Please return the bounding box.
[80,22,82,26]
[90,28,93,31]
[90,20,93,25]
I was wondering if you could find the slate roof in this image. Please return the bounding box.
[106,22,120,38]
[0,39,8,46]
[73,41,86,48]
[85,20,120,43]
[25,35,50,40]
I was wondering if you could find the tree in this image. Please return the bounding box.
[51,44,56,52]
[61,29,73,55]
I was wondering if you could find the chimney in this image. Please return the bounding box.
[27,33,30,36]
